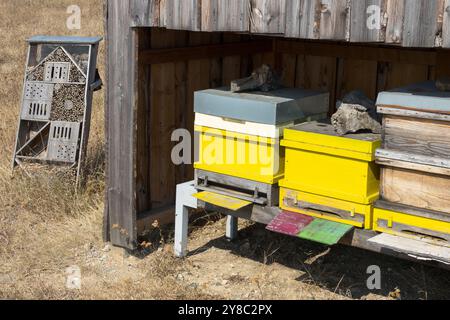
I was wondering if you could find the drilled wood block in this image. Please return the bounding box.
[47,121,81,163]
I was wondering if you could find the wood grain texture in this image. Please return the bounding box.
[285,0,319,39]
[376,157,450,176]
[126,0,450,47]
[350,0,387,42]
[202,0,250,31]
[165,0,201,31]
[250,0,286,34]
[377,61,429,91]
[336,58,378,100]
[150,31,175,208]
[383,115,450,160]
[105,0,138,249]
[130,0,161,27]
[402,0,443,47]
[296,54,336,113]
[136,29,151,214]
[318,0,349,40]
[385,0,405,44]
[381,167,450,214]
[444,0,450,47]
[222,34,243,86]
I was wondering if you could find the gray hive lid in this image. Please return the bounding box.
[27,35,103,45]
[194,87,329,125]
[376,81,450,113]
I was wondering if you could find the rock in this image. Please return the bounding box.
[102,244,111,252]
[187,282,198,290]
[176,273,184,281]
[221,279,229,286]
[230,64,281,93]
[332,91,381,135]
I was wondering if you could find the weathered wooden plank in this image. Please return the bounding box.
[285,0,318,39]
[250,0,286,34]
[281,53,297,87]
[368,233,450,264]
[139,40,273,64]
[275,39,437,65]
[444,0,450,47]
[350,0,387,42]
[336,58,378,100]
[202,0,250,32]
[385,0,405,44]
[318,0,350,40]
[377,62,429,91]
[381,166,450,214]
[103,0,110,243]
[402,0,443,47]
[376,157,450,176]
[295,55,337,113]
[376,148,450,169]
[383,115,450,160]
[136,29,151,214]
[173,32,189,183]
[378,106,450,121]
[222,34,242,86]
[159,0,167,27]
[105,0,137,249]
[150,29,178,209]
[130,0,161,27]
[165,0,201,31]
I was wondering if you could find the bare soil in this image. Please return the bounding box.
[0,0,449,300]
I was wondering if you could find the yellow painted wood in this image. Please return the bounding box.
[281,140,376,161]
[195,125,284,184]
[193,191,252,211]
[280,187,372,229]
[284,128,381,154]
[281,128,380,204]
[373,207,450,247]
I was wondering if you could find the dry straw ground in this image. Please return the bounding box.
[0,0,449,300]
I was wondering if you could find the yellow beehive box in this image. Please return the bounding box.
[281,121,381,204]
[373,205,450,247]
[279,186,373,229]
[194,125,284,184]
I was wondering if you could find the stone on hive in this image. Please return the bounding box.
[230,64,281,93]
[331,91,381,135]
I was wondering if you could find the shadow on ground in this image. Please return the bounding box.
[187,223,450,300]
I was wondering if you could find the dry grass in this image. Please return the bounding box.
[1,1,450,301]
[0,0,214,300]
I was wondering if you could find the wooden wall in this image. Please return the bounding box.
[136,29,274,217]
[131,0,450,48]
[135,30,450,221]
[105,0,450,250]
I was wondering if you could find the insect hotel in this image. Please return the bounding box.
[104,0,450,268]
[12,36,102,183]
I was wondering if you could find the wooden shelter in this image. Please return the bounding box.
[104,0,450,249]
